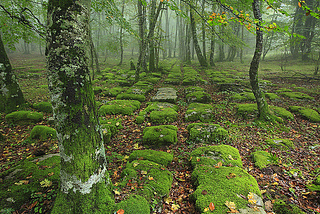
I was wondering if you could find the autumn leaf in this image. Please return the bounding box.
[141,170,147,175]
[209,202,215,211]
[40,179,52,187]
[116,209,124,214]
[113,189,121,195]
[148,176,154,180]
[171,204,180,211]
[164,197,173,204]
[133,162,139,167]
[225,201,239,213]
[298,1,302,7]
[133,143,139,149]
[247,192,257,205]
[203,207,210,212]
[226,173,236,179]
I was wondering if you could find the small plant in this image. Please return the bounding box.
[268,153,279,164]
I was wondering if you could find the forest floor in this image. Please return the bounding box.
[0,53,319,214]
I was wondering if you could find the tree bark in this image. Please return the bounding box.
[0,34,25,113]
[118,0,125,65]
[190,8,207,67]
[250,0,271,121]
[46,0,114,213]
[149,0,157,72]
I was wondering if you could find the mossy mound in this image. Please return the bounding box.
[273,199,306,214]
[265,93,281,101]
[191,166,262,213]
[266,138,294,150]
[105,87,127,97]
[280,92,314,100]
[33,102,52,113]
[100,118,123,143]
[99,100,141,115]
[187,123,228,143]
[190,145,243,168]
[93,86,103,95]
[185,103,214,122]
[186,91,211,103]
[116,93,146,102]
[120,160,172,202]
[289,106,320,122]
[135,116,145,124]
[231,92,256,101]
[276,88,292,93]
[114,195,150,214]
[139,102,178,124]
[185,86,204,94]
[252,151,272,169]
[143,125,178,146]
[5,111,43,125]
[30,125,57,140]
[270,106,294,121]
[129,150,173,167]
[0,155,60,211]
[152,87,177,103]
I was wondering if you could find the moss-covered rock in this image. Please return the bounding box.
[135,116,145,124]
[191,166,262,213]
[265,93,280,101]
[30,125,57,140]
[116,93,146,102]
[152,87,177,103]
[0,155,61,211]
[289,106,320,122]
[99,100,141,115]
[231,92,256,101]
[100,118,123,143]
[276,88,292,93]
[129,150,173,166]
[185,86,204,94]
[120,160,172,202]
[252,151,272,169]
[143,125,178,146]
[93,86,103,95]
[105,87,127,97]
[114,195,150,214]
[273,199,305,214]
[185,103,214,122]
[5,111,43,125]
[270,106,294,121]
[266,138,294,150]
[190,145,243,168]
[236,103,258,118]
[139,102,178,124]
[33,102,53,113]
[280,92,314,100]
[186,91,211,103]
[187,123,228,143]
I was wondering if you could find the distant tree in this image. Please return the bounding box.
[46,0,114,213]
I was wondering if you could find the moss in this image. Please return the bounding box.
[280,92,314,100]
[236,103,257,117]
[114,195,150,214]
[185,86,204,94]
[129,150,173,166]
[265,93,280,100]
[276,88,292,93]
[231,92,256,101]
[120,160,172,202]
[93,86,103,95]
[0,156,60,211]
[33,101,53,113]
[116,93,146,102]
[185,103,214,122]
[5,111,43,125]
[100,118,123,141]
[99,100,141,115]
[30,125,57,140]
[187,123,228,143]
[146,77,161,84]
[190,145,243,168]
[149,108,178,124]
[135,116,145,124]
[266,138,294,150]
[186,91,211,103]
[105,87,127,97]
[270,106,294,121]
[143,125,178,146]
[152,88,177,103]
[252,151,272,169]
[307,174,320,191]
[273,199,305,214]
[289,106,320,122]
[190,166,261,213]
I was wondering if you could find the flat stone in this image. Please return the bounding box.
[152,87,177,103]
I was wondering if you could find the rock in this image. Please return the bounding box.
[152,88,177,103]
[264,200,273,212]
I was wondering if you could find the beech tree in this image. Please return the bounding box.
[46,0,114,213]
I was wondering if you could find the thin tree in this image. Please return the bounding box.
[46,0,114,213]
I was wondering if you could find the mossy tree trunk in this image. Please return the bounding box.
[0,34,25,113]
[46,0,114,213]
[250,0,272,121]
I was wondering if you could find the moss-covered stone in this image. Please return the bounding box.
[93,86,103,95]
[187,123,228,143]
[266,138,294,150]
[185,86,204,94]
[236,103,258,118]
[5,111,43,125]
[0,155,61,211]
[289,106,320,122]
[114,195,150,214]
[100,118,123,143]
[276,88,292,93]
[152,88,177,103]
[280,92,314,100]
[143,125,178,146]
[120,160,172,202]
[105,87,127,97]
[186,91,211,103]
[270,106,294,121]
[129,149,173,166]
[265,93,280,100]
[30,125,57,140]
[191,166,261,213]
[99,100,140,115]
[231,92,256,101]
[252,151,272,169]
[139,102,178,124]
[135,116,145,124]
[33,101,53,113]
[116,93,146,102]
[185,103,214,122]
[190,145,243,168]
[273,199,305,214]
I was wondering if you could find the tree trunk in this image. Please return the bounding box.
[46,1,114,213]
[136,0,145,81]
[190,8,207,67]
[202,0,206,61]
[149,0,157,72]
[185,22,191,64]
[0,34,25,113]
[250,0,271,121]
[290,1,304,58]
[118,0,125,65]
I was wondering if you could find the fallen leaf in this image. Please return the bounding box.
[217,161,222,167]
[227,173,236,179]
[133,162,139,167]
[203,207,210,212]
[164,197,173,204]
[228,155,234,160]
[116,209,124,214]
[113,189,121,195]
[48,172,54,176]
[133,143,139,149]
[171,204,180,211]
[148,176,154,180]
[209,202,215,211]
[141,170,147,175]
[40,179,52,187]
[201,190,208,195]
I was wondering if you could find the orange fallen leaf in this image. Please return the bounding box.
[116,209,124,214]
[209,202,215,211]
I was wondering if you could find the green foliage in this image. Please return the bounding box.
[266,138,294,150]
[273,199,305,214]
[30,125,56,140]
[289,106,320,122]
[252,151,272,169]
